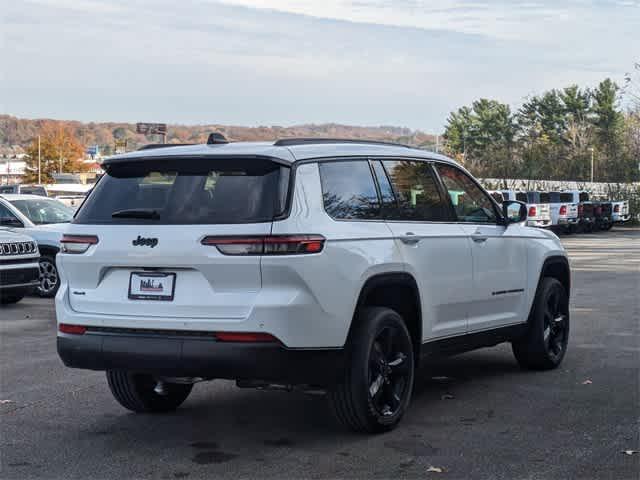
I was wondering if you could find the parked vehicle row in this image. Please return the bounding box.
[0,194,72,298]
[488,189,630,234]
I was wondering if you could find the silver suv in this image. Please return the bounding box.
[56,137,571,432]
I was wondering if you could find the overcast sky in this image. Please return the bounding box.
[1,0,638,131]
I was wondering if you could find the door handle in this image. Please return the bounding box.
[472,230,488,243]
[400,232,421,245]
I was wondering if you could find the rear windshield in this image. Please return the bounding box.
[516,192,527,202]
[549,192,573,203]
[74,157,290,224]
[21,186,48,196]
[579,192,589,202]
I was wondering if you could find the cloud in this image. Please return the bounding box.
[1,0,637,130]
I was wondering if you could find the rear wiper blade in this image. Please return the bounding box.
[111,209,160,220]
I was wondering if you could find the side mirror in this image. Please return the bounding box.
[0,216,24,228]
[502,200,527,225]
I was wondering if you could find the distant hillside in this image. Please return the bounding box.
[0,115,438,156]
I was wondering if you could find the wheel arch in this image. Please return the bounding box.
[37,244,60,258]
[348,272,422,364]
[539,256,571,298]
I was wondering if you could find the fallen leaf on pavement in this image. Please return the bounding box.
[427,466,444,473]
[623,450,637,455]
[582,380,592,385]
[441,394,455,400]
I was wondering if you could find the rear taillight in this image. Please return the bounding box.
[215,332,279,343]
[614,205,620,213]
[528,206,536,217]
[559,205,567,216]
[59,324,87,335]
[202,235,325,256]
[61,235,99,254]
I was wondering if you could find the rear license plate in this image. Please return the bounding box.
[128,272,176,301]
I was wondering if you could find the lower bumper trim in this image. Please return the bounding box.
[57,333,346,386]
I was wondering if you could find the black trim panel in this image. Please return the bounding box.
[492,288,525,296]
[419,323,527,366]
[58,333,345,385]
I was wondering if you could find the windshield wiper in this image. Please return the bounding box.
[111,208,160,220]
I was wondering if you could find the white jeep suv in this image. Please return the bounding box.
[56,137,571,433]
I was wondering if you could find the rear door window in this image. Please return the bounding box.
[539,192,550,203]
[74,157,290,224]
[382,160,450,221]
[516,192,527,202]
[319,160,380,219]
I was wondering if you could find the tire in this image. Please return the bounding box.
[0,289,27,305]
[106,371,193,413]
[328,307,415,433]
[512,278,569,370]
[37,255,60,298]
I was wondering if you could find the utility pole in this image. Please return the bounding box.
[38,135,41,185]
[589,147,595,183]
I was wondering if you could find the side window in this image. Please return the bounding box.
[383,160,449,221]
[319,161,380,219]
[0,202,21,226]
[516,192,527,202]
[435,164,497,224]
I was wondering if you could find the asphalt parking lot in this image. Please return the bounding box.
[1,228,638,479]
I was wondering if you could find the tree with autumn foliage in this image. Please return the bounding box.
[24,123,87,183]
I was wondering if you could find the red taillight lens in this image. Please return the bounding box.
[614,205,620,213]
[215,332,279,343]
[528,206,536,217]
[59,324,87,335]
[559,205,567,215]
[61,234,99,254]
[202,235,325,256]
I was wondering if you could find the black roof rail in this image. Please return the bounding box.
[137,143,193,151]
[207,132,229,144]
[273,138,414,148]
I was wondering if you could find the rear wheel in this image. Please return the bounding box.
[328,307,414,433]
[106,371,193,413]
[0,289,27,305]
[512,278,569,370]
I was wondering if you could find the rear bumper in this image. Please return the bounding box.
[613,214,631,223]
[57,332,345,386]
[526,219,551,228]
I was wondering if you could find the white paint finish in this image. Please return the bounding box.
[458,223,528,331]
[55,149,570,351]
[384,222,472,339]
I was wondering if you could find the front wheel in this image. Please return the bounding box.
[106,371,193,413]
[328,307,415,433]
[512,278,569,370]
[37,255,60,298]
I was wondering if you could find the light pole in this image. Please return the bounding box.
[38,135,41,185]
[589,147,595,183]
